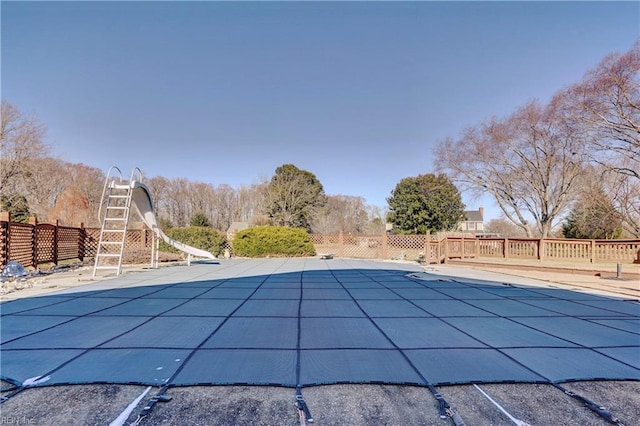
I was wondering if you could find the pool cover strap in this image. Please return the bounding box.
[551,383,625,425]
[296,386,313,423]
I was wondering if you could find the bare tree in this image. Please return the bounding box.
[30,162,104,226]
[0,101,50,196]
[162,177,191,227]
[11,157,67,219]
[561,166,625,239]
[436,100,587,238]
[236,183,266,223]
[147,175,171,222]
[564,42,640,179]
[209,184,236,231]
[186,181,216,226]
[484,218,529,238]
[147,176,268,232]
[364,205,388,235]
[601,159,640,237]
[310,195,369,234]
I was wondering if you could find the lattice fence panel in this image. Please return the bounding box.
[309,234,341,256]
[341,235,383,259]
[125,229,148,250]
[35,224,56,264]
[58,226,84,261]
[84,228,100,258]
[0,222,8,266]
[387,234,427,261]
[8,223,34,268]
[83,229,151,259]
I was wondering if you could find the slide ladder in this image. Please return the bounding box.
[93,167,140,277]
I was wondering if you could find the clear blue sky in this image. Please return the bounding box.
[2,1,638,220]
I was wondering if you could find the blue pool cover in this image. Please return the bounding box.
[1,258,638,390]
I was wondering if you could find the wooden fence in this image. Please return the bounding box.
[1,213,639,270]
[0,213,152,269]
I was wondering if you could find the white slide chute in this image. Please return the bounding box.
[130,181,216,261]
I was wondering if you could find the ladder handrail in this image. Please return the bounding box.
[129,167,143,184]
[97,166,124,226]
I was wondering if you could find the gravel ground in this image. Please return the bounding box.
[1,381,639,425]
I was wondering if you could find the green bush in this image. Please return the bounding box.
[232,226,316,257]
[159,226,227,257]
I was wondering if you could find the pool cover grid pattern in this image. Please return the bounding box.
[1,258,639,389]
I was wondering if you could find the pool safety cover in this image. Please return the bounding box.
[1,258,638,390]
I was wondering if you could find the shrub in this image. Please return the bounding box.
[232,226,316,257]
[159,226,227,257]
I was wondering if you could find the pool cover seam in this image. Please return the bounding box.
[328,265,433,387]
[362,265,640,383]
[0,273,232,387]
[0,283,206,345]
[151,257,298,389]
[406,272,640,343]
[2,259,638,392]
[0,265,255,345]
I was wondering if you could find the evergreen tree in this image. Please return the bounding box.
[0,194,31,224]
[190,211,211,227]
[387,174,465,234]
[263,164,327,231]
[562,186,623,239]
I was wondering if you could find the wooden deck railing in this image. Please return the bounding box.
[309,233,640,265]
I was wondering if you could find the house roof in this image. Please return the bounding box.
[464,210,483,222]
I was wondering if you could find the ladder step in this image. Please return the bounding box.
[110,183,131,190]
[104,217,127,221]
[109,195,130,199]
[99,241,123,245]
[96,253,122,258]
[107,206,128,210]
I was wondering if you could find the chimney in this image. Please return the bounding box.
[479,206,484,220]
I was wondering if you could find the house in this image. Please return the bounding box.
[458,207,484,235]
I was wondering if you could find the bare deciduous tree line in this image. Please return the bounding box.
[0,102,385,233]
[437,42,640,238]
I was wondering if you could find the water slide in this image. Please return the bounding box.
[129,181,217,260]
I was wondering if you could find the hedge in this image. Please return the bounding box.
[159,226,227,257]
[232,226,316,257]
